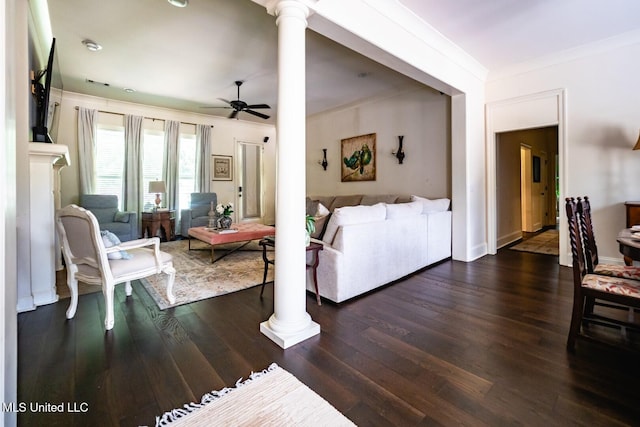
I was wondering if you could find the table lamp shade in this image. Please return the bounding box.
[149,181,166,193]
[149,181,166,208]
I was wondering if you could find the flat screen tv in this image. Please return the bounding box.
[32,38,56,143]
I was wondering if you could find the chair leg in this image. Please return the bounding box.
[164,264,176,305]
[65,275,79,320]
[103,283,115,331]
[567,291,585,352]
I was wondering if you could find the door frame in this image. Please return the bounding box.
[486,89,568,265]
[235,139,265,223]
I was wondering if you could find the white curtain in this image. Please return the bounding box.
[123,114,144,213]
[163,120,180,210]
[77,107,97,194]
[195,124,212,192]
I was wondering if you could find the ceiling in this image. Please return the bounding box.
[47,0,640,124]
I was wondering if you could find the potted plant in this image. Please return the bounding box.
[305,214,316,247]
[216,202,234,229]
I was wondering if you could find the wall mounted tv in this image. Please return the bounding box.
[31,37,59,143]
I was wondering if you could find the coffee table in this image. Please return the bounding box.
[188,223,276,263]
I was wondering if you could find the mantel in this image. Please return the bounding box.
[28,142,70,167]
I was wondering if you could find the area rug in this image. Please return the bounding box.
[510,229,559,256]
[140,239,273,309]
[155,363,355,427]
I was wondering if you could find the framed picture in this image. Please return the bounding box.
[532,155,541,183]
[212,155,233,181]
[341,133,376,182]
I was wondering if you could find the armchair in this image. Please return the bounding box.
[180,192,217,237]
[56,204,175,331]
[80,194,138,242]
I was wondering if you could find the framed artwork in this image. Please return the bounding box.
[341,133,376,182]
[212,155,233,181]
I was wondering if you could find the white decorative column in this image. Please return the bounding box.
[260,0,320,348]
[26,143,70,308]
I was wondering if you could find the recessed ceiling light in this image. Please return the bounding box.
[124,88,136,93]
[167,0,188,7]
[82,39,102,52]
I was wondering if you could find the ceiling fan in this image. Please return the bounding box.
[203,80,271,120]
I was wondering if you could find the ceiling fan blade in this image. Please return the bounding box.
[217,98,232,105]
[244,109,270,120]
[200,105,232,109]
[245,104,270,109]
[229,110,239,119]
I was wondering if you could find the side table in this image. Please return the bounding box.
[258,237,324,305]
[141,210,175,241]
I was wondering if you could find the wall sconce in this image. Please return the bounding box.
[392,135,406,164]
[318,148,328,170]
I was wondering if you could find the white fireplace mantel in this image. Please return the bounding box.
[20,143,70,311]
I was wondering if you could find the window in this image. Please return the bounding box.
[142,130,165,210]
[95,127,125,209]
[94,122,197,215]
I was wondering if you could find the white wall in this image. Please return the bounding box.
[306,86,450,198]
[486,38,640,265]
[55,91,277,225]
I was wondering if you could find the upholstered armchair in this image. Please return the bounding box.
[180,192,217,237]
[80,194,138,242]
[56,204,175,330]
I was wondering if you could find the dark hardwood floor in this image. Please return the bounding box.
[17,249,640,426]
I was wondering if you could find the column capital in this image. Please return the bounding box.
[265,0,314,22]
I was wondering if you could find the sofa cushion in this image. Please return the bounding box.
[361,194,399,205]
[306,197,319,217]
[411,195,451,213]
[322,203,387,244]
[386,201,422,219]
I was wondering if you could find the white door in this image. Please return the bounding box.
[236,141,264,223]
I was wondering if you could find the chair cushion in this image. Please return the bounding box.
[594,264,640,280]
[114,212,130,223]
[90,207,119,224]
[582,273,640,298]
[108,248,173,278]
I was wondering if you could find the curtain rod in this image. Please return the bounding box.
[74,106,213,128]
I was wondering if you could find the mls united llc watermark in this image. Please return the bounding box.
[2,401,89,413]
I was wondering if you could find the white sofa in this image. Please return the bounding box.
[306,195,451,303]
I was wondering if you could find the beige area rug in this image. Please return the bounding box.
[155,363,355,427]
[141,239,273,309]
[510,229,559,256]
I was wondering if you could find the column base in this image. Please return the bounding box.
[16,296,35,313]
[260,319,320,349]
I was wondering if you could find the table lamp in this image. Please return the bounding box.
[148,180,166,210]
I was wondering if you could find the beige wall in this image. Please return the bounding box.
[306,85,451,199]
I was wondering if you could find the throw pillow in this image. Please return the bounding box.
[410,195,451,213]
[386,200,422,219]
[322,203,387,244]
[113,212,130,223]
[306,197,319,217]
[101,230,133,260]
[311,203,331,239]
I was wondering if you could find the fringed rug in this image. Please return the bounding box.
[141,239,273,309]
[510,229,559,256]
[156,363,355,427]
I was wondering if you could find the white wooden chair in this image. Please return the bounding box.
[56,204,176,330]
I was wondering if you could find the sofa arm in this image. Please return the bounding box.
[180,209,193,237]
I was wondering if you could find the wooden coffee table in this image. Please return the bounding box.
[188,223,276,263]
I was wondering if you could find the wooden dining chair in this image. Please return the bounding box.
[565,197,640,352]
[577,196,640,280]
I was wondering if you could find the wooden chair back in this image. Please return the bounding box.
[576,196,599,273]
[565,197,587,283]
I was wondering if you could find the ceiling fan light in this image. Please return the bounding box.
[167,0,188,7]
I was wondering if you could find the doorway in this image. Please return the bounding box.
[236,141,264,223]
[496,126,559,248]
